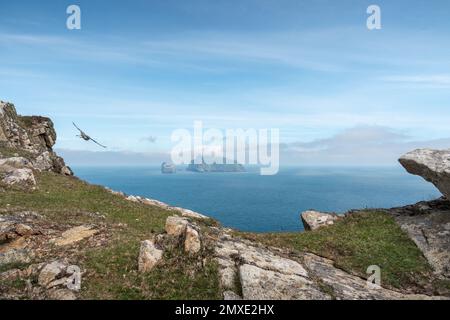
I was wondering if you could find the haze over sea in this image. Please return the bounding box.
[74,166,440,232]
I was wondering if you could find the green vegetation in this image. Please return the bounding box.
[0,146,35,159]
[0,262,31,274]
[1,170,444,297]
[0,171,221,300]
[0,172,169,231]
[17,116,35,128]
[240,211,434,291]
[82,237,221,300]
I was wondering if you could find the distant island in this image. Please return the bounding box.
[186,158,245,173]
[161,162,176,174]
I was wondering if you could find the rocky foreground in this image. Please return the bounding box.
[1,101,449,300]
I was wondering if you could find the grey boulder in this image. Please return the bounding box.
[399,148,450,199]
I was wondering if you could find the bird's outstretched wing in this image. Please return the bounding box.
[89,137,107,148]
[72,122,85,134]
[73,122,107,148]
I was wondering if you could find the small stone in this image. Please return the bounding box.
[176,208,209,220]
[184,225,201,254]
[301,210,339,231]
[165,216,188,237]
[138,239,163,273]
[14,224,33,236]
[38,261,67,287]
[61,166,73,176]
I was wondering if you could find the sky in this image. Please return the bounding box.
[1,0,450,166]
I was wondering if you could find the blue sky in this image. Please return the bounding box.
[1,0,450,165]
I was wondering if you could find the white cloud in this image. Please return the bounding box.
[56,149,170,166]
[280,126,450,166]
[382,75,450,88]
[58,126,450,167]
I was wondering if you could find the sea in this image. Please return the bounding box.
[73,165,440,232]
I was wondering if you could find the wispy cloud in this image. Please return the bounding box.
[56,148,169,166]
[281,126,450,165]
[381,75,450,88]
[3,27,450,74]
[141,136,157,143]
[57,126,450,167]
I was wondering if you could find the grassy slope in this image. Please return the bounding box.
[241,211,448,294]
[1,170,447,297]
[0,171,220,300]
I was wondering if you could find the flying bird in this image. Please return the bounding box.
[73,122,107,148]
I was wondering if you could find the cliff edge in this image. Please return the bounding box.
[0,101,72,178]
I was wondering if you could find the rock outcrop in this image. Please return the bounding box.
[0,101,72,176]
[119,192,209,220]
[389,198,450,278]
[38,261,69,288]
[214,231,446,300]
[301,210,339,230]
[1,168,36,187]
[165,216,189,237]
[50,226,98,247]
[0,211,106,300]
[399,149,450,199]
[138,239,164,273]
[184,225,201,254]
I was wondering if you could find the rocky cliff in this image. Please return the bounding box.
[0,101,72,189]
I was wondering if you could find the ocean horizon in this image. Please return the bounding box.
[73,165,440,232]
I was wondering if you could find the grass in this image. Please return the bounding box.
[17,116,35,128]
[0,171,169,231]
[0,166,445,297]
[0,171,221,300]
[0,146,35,159]
[82,238,221,300]
[0,262,31,274]
[240,211,435,291]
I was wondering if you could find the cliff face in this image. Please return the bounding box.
[0,101,72,176]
